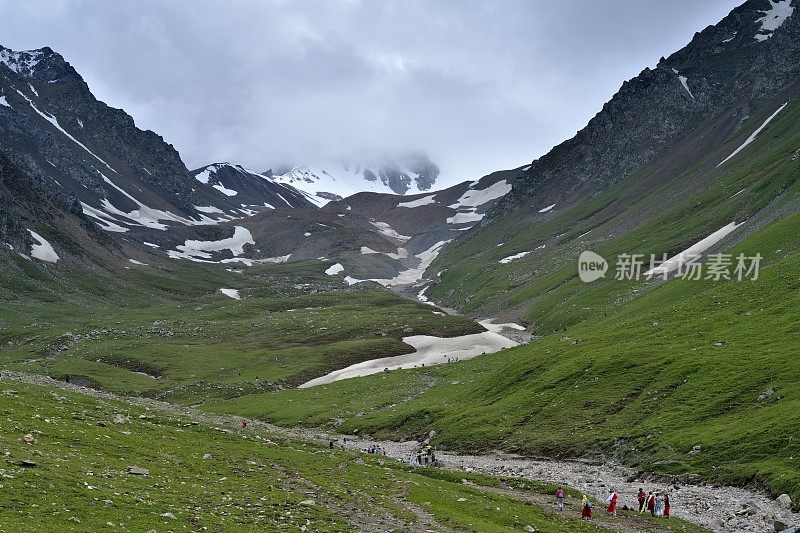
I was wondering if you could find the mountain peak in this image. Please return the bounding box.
[0,46,48,77]
[268,153,441,205]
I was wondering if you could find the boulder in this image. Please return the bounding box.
[126,466,149,475]
[777,494,792,509]
[773,520,789,532]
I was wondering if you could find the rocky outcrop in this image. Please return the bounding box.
[497,0,800,217]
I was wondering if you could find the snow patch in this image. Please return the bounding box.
[479,319,526,333]
[325,263,344,275]
[451,180,513,208]
[168,226,255,262]
[398,194,436,208]
[678,75,694,99]
[0,96,9,107]
[27,230,59,263]
[447,211,484,224]
[80,202,130,233]
[644,222,743,277]
[212,183,238,196]
[371,221,411,242]
[717,103,788,166]
[128,259,147,266]
[299,330,517,388]
[143,242,160,248]
[219,288,241,300]
[538,203,556,213]
[194,205,225,214]
[499,251,531,264]
[447,180,513,225]
[755,0,794,40]
[0,48,44,76]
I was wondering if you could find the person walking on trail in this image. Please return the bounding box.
[646,492,656,516]
[580,495,593,520]
[664,493,671,518]
[654,493,665,517]
[555,487,565,511]
[606,489,618,516]
[637,488,646,512]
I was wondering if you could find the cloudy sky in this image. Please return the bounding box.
[1,0,740,185]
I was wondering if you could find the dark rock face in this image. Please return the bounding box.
[0,44,196,211]
[498,0,800,216]
[1,44,315,240]
[402,152,440,191]
[374,152,441,194]
[190,163,315,210]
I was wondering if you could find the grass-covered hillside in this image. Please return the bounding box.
[0,256,479,404]
[206,207,800,504]
[3,377,664,532]
[426,91,800,333]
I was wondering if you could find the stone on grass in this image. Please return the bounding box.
[757,388,775,402]
[777,494,792,509]
[126,466,149,475]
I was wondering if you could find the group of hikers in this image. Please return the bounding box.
[405,445,441,467]
[554,486,671,520]
[365,444,387,455]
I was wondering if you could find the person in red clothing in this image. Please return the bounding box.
[637,488,647,512]
[646,492,656,515]
[606,489,618,516]
[664,493,671,518]
[580,495,593,520]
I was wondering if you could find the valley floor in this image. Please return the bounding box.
[5,369,792,532]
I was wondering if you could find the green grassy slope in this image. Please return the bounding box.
[0,378,666,532]
[206,193,800,503]
[0,257,479,403]
[426,93,800,334]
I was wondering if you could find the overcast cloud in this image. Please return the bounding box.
[1,0,740,185]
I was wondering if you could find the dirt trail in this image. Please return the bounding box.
[2,370,795,533]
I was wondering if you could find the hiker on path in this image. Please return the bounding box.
[655,493,665,517]
[555,487,565,511]
[637,488,646,512]
[646,492,656,515]
[664,493,671,518]
[606,489,618,516]
[580,495,593,520]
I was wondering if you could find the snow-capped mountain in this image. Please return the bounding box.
[0,44,315,247]
[191,163,315,210]
[268,153,440,205]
